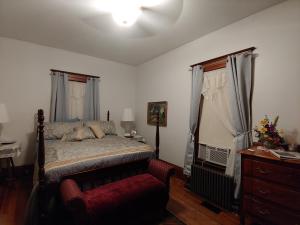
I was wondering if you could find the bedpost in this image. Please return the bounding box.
[38,109,45,185]
[107,110,110,121]
[155,112,160,159]
[37,109,46,224]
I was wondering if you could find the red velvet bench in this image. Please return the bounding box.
[60,160,175,225]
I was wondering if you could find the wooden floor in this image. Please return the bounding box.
[167,178,240,225]
[0,177,240,225]
[0,178,32,225]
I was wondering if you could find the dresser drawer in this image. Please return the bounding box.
[243,177,300,211]
[243,159,300,188]
[243,195,300,225]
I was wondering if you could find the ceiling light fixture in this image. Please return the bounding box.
[112,1,142,27]
[93,0,166,27]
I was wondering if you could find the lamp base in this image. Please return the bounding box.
[121,121,135,136]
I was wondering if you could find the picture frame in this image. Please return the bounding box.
[147,101,168,127]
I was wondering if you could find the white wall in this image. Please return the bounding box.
[0,37,137,166]
[136,0,300,167]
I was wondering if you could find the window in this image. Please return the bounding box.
[198,68,233,149]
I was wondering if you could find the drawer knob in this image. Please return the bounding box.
[258,189,269,195]
[256,167,271,174]
[252,198,262,204]
[257,208,270,216]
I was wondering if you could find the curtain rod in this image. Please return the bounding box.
[190,47,256,68]
[50,69,100,78]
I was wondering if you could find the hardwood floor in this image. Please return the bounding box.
[0,177,240,225]
[167,177,240,225]
[0,178,31,225]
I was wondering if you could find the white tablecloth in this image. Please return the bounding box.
[0,143,21,158]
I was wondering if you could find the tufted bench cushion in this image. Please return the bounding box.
[60,160,175,225]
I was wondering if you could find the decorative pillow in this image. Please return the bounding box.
[100,121,117,135]
[44,121,83,140]
[75,127,96,140]
[85,121,116,135]
[61,130,82,142]
[61,127,95,142]
[88,124,105,139]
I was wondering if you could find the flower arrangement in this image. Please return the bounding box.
[254,115,285,149]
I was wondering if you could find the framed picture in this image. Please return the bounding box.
[147,101,168,127]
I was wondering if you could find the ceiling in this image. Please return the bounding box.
[0,0,285,65]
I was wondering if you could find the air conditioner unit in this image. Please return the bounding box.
[198,144,230,167]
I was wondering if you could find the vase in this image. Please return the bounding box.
[263,141,277,149]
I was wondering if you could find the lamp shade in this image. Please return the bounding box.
[122,108,134,122]
[0,104,9,123]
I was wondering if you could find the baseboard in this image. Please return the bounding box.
[0,164,34,178]
[159,159,186,180]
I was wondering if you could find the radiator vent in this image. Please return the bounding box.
[191,164,234,210]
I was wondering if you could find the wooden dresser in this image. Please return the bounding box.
[240,146,300,225]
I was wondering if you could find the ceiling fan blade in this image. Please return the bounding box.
[82,13,118,33]
[141,0,183,28]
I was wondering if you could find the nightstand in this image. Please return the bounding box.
[124,135,146,143]
[0,142,21,180]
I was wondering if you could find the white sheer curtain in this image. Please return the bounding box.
[199,69,234,150]
[68,81,86,120]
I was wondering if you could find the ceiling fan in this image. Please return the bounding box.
[84,0,183,38]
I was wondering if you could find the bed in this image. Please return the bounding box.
[38,135,155,184]
[32,109,160,225]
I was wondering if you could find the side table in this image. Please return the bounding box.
[124,135,146,143]
[0,142,21,180]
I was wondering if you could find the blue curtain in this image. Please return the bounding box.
[226,53,253,198]
[50,72,69,122]
[184,66,204,176]
[83,78,100,120]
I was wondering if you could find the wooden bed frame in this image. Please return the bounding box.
[36,109,160,223]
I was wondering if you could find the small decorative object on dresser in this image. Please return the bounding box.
[147,101,167,127]
[240,146,300,225]
[254,115,285,149]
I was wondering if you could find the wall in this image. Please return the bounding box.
[136,0,300,167]
[0,37,137,166]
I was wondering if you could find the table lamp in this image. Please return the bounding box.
[121,108,135,137]
[0,103,10,143]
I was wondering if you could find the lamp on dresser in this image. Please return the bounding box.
[0,103,10,143]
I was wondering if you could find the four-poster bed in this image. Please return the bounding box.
[35,108,161,223]
[30,68,163,223]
